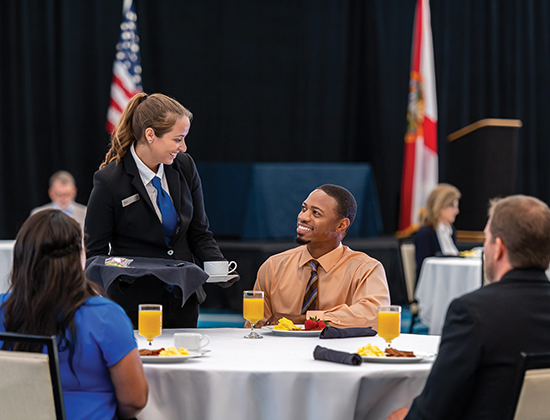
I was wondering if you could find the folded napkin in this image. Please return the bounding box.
[319,326,377,339]
[313,345,362,366]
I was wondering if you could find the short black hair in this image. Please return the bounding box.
[317,184,357,226]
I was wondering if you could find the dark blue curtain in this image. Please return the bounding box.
[0,0,548,238]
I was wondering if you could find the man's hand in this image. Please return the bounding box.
[386,408,408,420]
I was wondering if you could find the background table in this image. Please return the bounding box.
[415,257,482,335]
[197,162,383,240]
[137,328,440,420]
[0,240,15,294]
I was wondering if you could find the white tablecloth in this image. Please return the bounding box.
[136,328,440,420]
[0,240,15,294]
[415,257,482,335]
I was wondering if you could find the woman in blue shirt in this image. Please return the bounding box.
[0,210,148,420]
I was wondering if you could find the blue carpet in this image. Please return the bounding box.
[401,305,429,335]
[198,306,430,334]
[198,310,245,328]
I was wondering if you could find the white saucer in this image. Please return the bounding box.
[206,273,239,283]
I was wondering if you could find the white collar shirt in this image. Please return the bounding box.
[130,143,173,222]
[436,222,459,255]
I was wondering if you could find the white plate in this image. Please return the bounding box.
[361,351,435,363]
[206,273,239,283]
[140,350,203,363]
[265,325,322,337]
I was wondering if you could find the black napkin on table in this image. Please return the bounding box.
[313,345,362,366]
[319,326,377,339]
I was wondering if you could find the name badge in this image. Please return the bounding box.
[121,194,140,207]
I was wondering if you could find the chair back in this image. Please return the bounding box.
[0,332,66,420]
[508,352,550,420]
[398,240,417,303]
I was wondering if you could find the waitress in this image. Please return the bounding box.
[85,92,229,328]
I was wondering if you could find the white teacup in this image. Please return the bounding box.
[204,260,237,276]
[174,333,210,351]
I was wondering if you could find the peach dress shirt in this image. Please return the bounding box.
[253,243,390,328]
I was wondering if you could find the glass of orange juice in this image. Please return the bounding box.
[243,291,264,339]
[378,305,401,348]
[138,304,163,346]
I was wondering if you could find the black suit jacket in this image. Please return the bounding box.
[85,152,225,265]
[406,268,550,420]
[414,225,457,281]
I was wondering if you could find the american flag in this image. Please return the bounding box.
[106,0,143,134]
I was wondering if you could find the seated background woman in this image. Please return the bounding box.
[414,183,461,282]
[0,210,148,420]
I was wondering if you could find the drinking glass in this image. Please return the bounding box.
[377,305,401,348]
[243,291,264,339]
[138,304,163,346]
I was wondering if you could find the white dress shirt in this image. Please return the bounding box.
[436,222,459,255]
[130,143,173,223]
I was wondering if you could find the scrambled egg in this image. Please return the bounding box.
[459,249,477,257]
[159,346,190,356]
[273,317,302,331]
[357,343,386,357]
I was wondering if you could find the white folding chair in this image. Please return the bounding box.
[398,239,418,333]
[508,351,550,420]
[0,332,66,420]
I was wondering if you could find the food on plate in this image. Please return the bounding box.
[357,343,416,357]
[459,249,477,257]
[138,347,190,357]
[273,317,302,331]
[139,348,165,356]
[384,348,415,357]
[304,317,328,331]
[357,344,416,358]
[159,347,190,356]
[357,343,386,357]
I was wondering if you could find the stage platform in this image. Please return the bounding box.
[203,236,483,314]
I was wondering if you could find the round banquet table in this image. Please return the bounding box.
[415,256,482,335]
[0,240,15,294]
[136,328,440,420]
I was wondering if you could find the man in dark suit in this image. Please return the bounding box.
[388,195,550,420]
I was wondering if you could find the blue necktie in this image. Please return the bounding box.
[301,260,319,314]
[151,176,178,244]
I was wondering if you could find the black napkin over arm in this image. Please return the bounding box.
[319,326,377,339]
[313,345,362,366]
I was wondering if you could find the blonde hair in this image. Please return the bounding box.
[101,93,193,169]
[422,183,461,229]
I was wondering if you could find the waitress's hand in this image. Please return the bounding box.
[214,272,240,288]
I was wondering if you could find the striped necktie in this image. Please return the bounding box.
[151,176,178,244]
[301,260,319,314]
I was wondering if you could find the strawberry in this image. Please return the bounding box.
[317,320,327,330]
[304,319,318,330]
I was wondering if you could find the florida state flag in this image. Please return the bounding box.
[399,0,438,233]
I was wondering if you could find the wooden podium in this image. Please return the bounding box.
[446,118,522,237]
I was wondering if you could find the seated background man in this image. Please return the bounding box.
[388,195,550,420]
[251,184,390,329]
[31,170,87,229]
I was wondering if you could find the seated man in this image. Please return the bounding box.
[388,195,550,420]
[251,184,390,329]
[31,170,87,228]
